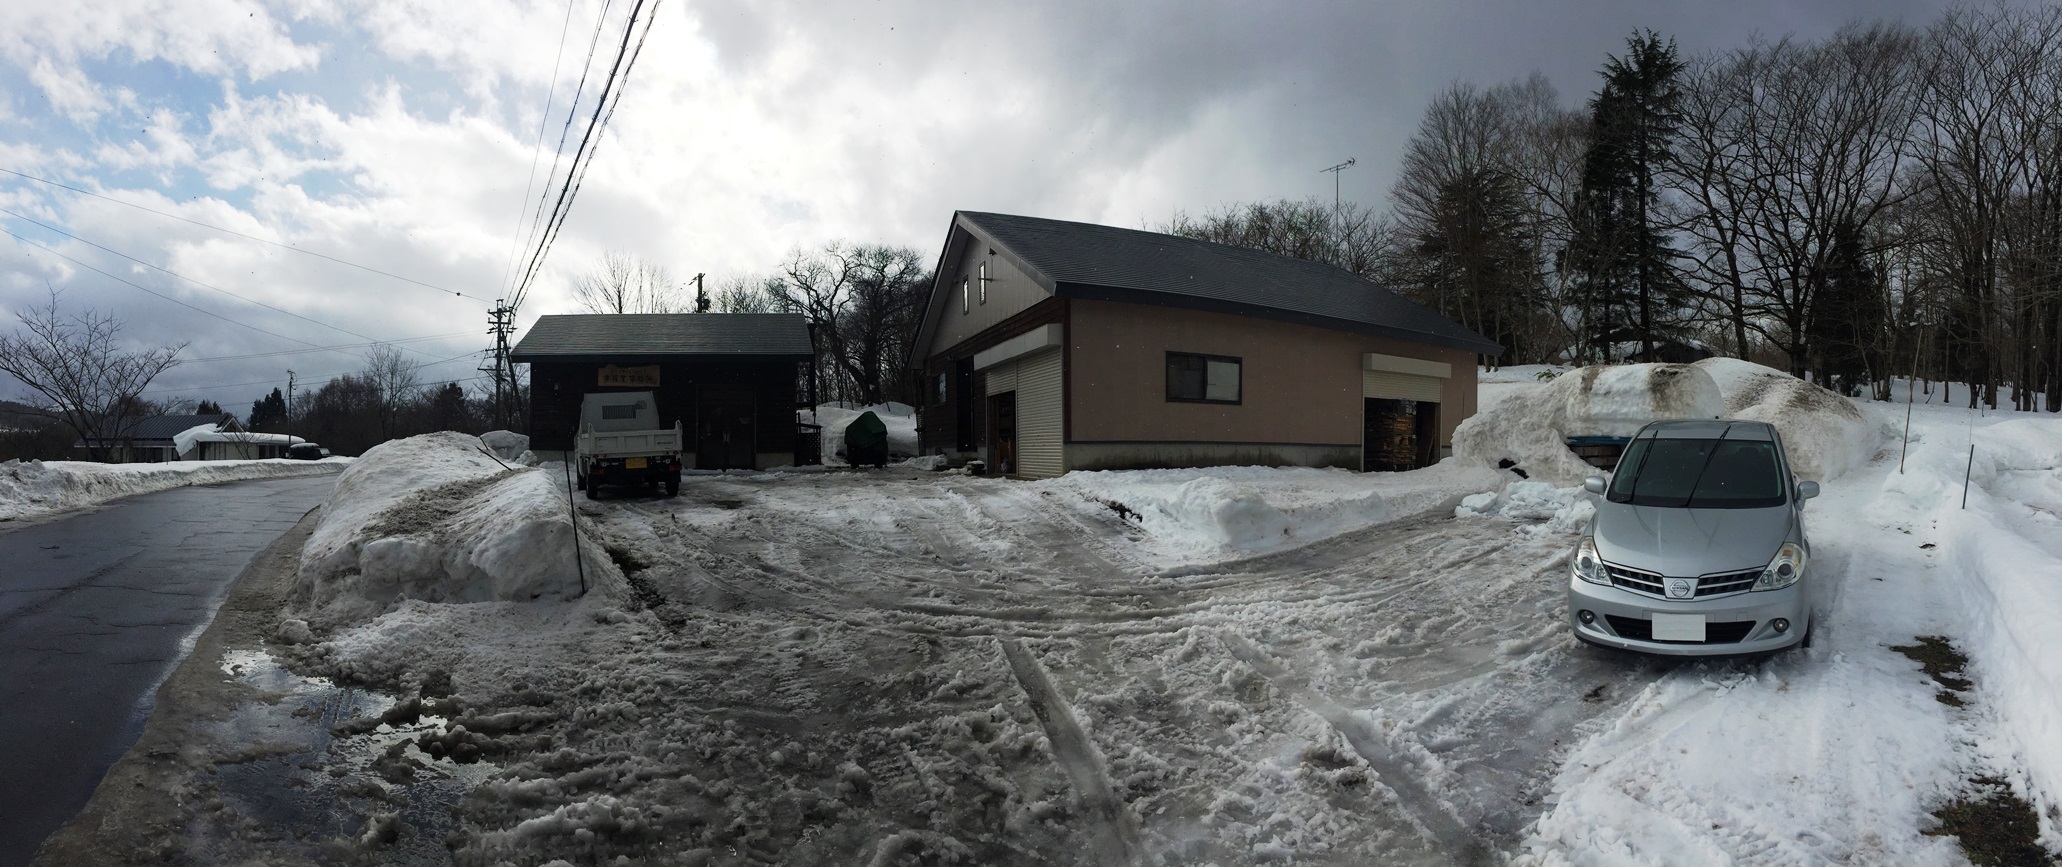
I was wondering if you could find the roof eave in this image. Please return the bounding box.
[1056,283,1505,357]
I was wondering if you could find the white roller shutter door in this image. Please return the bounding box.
[1015,348,1065,479]
[1363,369,1443,403]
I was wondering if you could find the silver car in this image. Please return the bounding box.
[1567,419,1819,656]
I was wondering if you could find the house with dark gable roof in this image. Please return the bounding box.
[911,211,1504,478]
[511,313,816,469]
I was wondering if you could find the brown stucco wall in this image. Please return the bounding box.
[1066,299,1480,448]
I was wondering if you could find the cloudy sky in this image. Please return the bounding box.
[0,0,1970,409]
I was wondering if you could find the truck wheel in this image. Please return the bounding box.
[575,474,586,491]
[585,483,599,500]
[666,479,680,497]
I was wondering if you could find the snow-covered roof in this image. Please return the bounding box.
[174,424,303,455]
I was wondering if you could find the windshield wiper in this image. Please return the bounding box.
[1675,429,1731,508]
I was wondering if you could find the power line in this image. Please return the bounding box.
[0,205,447,360]
[140,350,488,397]
[507,0,662,313]
[185,331,474,363]
[507,0,618,305]
[0,165,492,304]
[497,0,583,299]
[4,229,330,351]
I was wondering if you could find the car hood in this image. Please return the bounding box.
[1591,500,1793,578]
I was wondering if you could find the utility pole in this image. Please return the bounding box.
[694,272,709,313]
[481,302,516,427]
[286,370,296,437]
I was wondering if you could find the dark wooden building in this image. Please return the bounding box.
[511,314,815,470]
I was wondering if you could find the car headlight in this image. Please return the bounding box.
[1572,536,1609,585]
[1754,542,1807,591]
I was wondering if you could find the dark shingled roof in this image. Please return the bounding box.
[958,211,1503,355]
[510,313,814,362]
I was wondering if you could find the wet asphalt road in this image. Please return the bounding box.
[0,475,337,867]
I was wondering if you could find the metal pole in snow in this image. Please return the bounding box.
[1961,444,1975,510]
[1900,376,1914,474]
[564,430,588,596]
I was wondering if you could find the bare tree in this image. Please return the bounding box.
[711,276,779,313]
[0,292,183,462]
[1163,198,1397,281]
[572,251,679,314]
[363,343,421,439]
[766,243,932,406]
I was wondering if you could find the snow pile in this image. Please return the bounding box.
[479,430,530,462]
[1455,363,1724,485]
[0,456,344,524]
[1455,480,1594,535]
[1046,462,1504,562]
[172,423,219,457]
[803,402,917,461]
[1694,357,1879,482]
[290,432,621,628]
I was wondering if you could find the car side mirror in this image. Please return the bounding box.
[1583,475,1607,495]
[1797,480,1820,501]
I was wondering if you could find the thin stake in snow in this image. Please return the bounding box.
[562,443,588,595]
[1962,445,1975,510]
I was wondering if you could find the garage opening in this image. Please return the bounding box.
[988,391,1017,475]
[1364,398,1440,472]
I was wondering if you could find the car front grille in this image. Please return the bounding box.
[1606,564,1665,595]
[1694,569,1763,597]
[1605,615,1758,644]
[1605,561,1762,600]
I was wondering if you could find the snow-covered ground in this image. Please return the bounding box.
[0,456,347,524]
[137,371,2062,865]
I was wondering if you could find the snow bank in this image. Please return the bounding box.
[803,402,917,461]
[479,430,530,462]
[291,432,621,628]
[1885,419,2062,822]
[1456,360,1881,486]
[0,456,345,524]
[1455,480,1594,536]
[1455,363,1724,486]
[1694,357,1879,482]
[1044,461,1504,562]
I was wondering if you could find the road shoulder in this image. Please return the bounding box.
[31,508,319,866]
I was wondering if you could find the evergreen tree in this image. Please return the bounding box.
[1807,220,1887,395]
[194,399,222,415]
[1569,31,1687,362]
[247,387,288,430]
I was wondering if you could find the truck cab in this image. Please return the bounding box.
[575,391,685,498]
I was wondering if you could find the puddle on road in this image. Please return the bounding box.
[208,650,497,864]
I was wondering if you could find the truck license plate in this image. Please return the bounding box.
[1651,613,1705,641]
[624,457,647,469]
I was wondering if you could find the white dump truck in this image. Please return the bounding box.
[574,391,684,499]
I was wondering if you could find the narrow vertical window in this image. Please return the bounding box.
[979,262,988,304]
[961,277,969,314]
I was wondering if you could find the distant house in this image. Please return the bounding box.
[74,413,238,463]
[910,211,1503,478]
[510,313,817,469]
[172,424,305,460]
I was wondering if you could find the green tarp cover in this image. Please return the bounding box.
[844,411,887,449]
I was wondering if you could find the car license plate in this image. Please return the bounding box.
[1651,613,1706,642]
[624,457,647,469]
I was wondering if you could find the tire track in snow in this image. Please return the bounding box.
[997,637,1141,866]
[1221,632,1490,865]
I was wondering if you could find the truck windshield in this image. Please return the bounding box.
[1607,438,1785,508]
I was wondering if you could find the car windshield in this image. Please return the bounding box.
[1607,437,1785,508]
